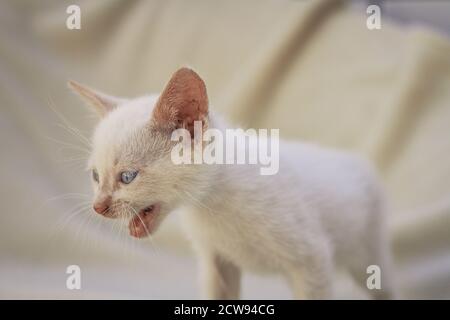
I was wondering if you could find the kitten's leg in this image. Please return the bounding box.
[200,253,241,299]
[348,237,397,300]
[288,251,334,299]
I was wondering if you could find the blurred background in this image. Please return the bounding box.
[1,0,450,299]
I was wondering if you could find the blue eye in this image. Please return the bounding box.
[120,171,138,184]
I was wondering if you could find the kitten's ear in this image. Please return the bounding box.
[152,67,208,135]
[68,80,125,117]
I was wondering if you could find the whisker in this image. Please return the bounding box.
[179,189,216,218]
[80,208,96,249]
[45,135,91,155]
[121,207,137,262]
[55,203,92,231]
[74,207,94,244]
[47,95,92,149]
[49,203,92,242]
[44,193,90,204]
[58,156,89,164]
[56,123,92,148]
[127,204,160,257]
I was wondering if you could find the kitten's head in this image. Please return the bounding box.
[69,68,210,238]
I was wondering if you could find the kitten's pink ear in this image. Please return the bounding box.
[152,68,208,135]
[68,80,125,117]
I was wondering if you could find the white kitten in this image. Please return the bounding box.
[68,68,396,299]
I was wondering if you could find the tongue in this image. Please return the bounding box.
[129,211,155,238]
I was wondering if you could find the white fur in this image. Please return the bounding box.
[87,94,396,300]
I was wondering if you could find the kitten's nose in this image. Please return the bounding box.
[93,196,112,215]
[93,203,109,215]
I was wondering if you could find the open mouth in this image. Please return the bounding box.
[128,204,160,238]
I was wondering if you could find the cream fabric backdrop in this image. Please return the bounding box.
[1,0,450,299]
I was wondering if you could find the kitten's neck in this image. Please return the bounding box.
[178,112,235,209]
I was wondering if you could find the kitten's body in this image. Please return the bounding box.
[183,114,394,299]
[69,68,396,299]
